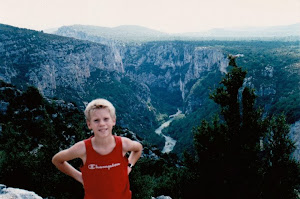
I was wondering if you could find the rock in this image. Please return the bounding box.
[152,196,172,199]
[0,184,43,199]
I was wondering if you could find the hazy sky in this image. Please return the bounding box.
[0,0,299,33]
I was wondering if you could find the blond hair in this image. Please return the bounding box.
[84,98,116,121]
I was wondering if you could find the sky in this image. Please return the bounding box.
[0,0,299,33]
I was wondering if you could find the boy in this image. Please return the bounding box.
[52,98,143,199]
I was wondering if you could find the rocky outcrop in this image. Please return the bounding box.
[121,44,228,102]
[152,196,172,199]
[0,184,42,199]
[0,24,124,98]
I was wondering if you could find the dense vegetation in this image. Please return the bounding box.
[1,55,299,198]
[164,40,300,154]
[0,81,87,198]
[0,23,164,148]
[0,24,299,198]
[1,24,299,155]
[0,80,179,198]
[182,56,300,199]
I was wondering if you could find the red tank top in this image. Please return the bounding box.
[80,136,131,199]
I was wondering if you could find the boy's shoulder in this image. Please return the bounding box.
[120,136,139,150]
[69,140,86,156]
[120,136,131,144]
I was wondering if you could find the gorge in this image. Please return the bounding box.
[0,23,299,199]
[154,109,182,153]
[0,23,299,153]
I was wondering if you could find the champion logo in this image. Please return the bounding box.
[88,163,121,170]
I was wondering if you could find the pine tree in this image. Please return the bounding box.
[186,55,300,199]
[262,115,300,199]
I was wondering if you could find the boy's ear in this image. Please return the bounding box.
[86,120,91,129]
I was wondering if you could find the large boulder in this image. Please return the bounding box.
[0,184,43,199]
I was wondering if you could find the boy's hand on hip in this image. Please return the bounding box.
[127,166,132,175]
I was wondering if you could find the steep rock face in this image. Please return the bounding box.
[53,26,229,113]
[0,25,157,139]
[122,44,228,96]
[0,27,123,97]
[51,25,300,122]
[120,43,228,113]
[54,28,229,107]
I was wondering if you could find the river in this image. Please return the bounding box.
[155,109,182,153]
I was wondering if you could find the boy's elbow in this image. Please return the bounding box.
[138,142,143,153]
[52,154,63,166]
[52,154,58,165]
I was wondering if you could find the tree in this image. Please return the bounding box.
[262,115,300,199]
[0,85,86,198]
[185,55,300,199]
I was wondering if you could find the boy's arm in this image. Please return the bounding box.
[52,141,85,184]
[122,137,143,172]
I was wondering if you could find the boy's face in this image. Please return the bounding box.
[87,108,116,138]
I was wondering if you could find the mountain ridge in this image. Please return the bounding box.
[47,23,300,42]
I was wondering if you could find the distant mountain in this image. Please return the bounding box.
[51,24,171,42]
[49,23,300,42]
[180,23,300,38]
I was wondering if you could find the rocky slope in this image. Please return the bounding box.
[0,24,159,141]
[1,24,299,153]
[120,42,228,113]
[0,24,229,141]
[54,27,230,114]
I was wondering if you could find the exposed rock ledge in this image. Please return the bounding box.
[0,184,172,199]
[0,184,42,199]
[152,196,172,199]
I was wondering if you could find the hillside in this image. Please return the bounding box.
[1,23,299,155]
[49,24,300,154]
[0,64,298,199]
[0,80,180,198]
[0,23,163,145]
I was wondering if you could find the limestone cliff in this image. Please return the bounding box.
[121,43,228,102]
[0,24,229,135]
[1,24,299,149]
[0,24,157,139]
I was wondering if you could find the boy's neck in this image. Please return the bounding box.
[92,134,115,146]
